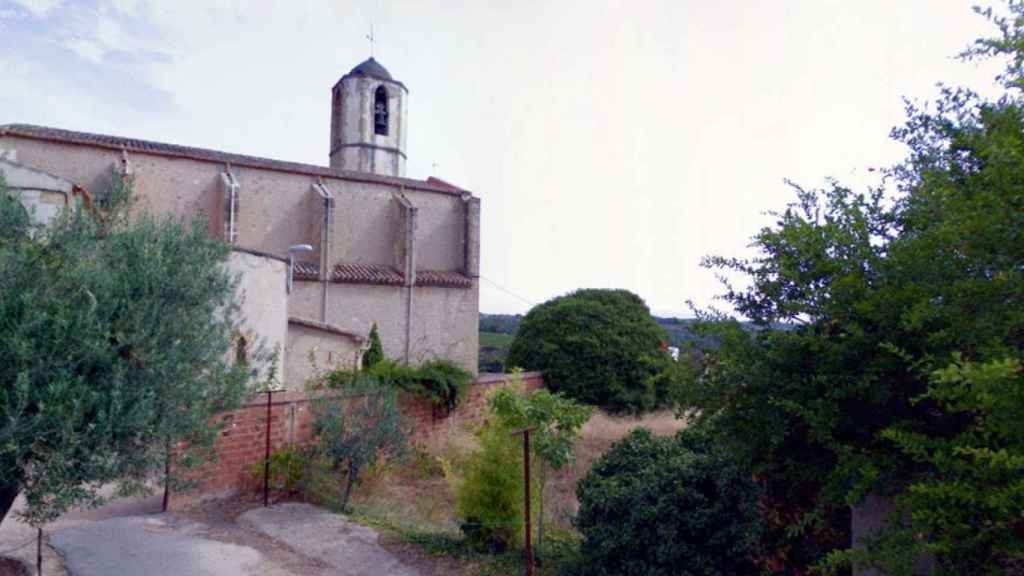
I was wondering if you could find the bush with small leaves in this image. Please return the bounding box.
[575,426,764,576]
[507,289,674,413]
[328,358,472,412]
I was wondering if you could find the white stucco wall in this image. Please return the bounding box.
[227,250,288,388]
[285,323,362,388]
[0,158,72,227]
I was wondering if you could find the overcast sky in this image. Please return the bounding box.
[0,0,1007,316]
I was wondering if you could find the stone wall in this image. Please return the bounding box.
[0,134,481,373]
[170,372,543,508]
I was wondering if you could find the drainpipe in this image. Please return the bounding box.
[393,190,417,363]
[461,192,480,278]
[220,167,240,244]
[287,244,313,294]
[313,180,334,322]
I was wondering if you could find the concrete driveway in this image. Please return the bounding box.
[51,516,269,576]
[0,491,422,576]
[46,501,420,576]
[240,504,419,576]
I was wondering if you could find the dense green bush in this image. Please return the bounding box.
[326,358,472,412]
[410,360,474,412]
[575,426,764,576]
[506,289,673,413]
[456,419,536,552]
[248,446,306,495]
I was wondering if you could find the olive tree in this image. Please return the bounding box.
[309,374,406,512]
[0,174,258,526]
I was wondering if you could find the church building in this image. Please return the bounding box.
[0,57,481,385]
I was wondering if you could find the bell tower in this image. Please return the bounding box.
[329,57,408,177]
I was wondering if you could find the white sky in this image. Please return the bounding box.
[0,0,1007,316]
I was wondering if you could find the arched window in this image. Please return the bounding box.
[374,85,389,136]
[235,334,249,366]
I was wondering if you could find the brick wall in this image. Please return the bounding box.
[170,371,543,508]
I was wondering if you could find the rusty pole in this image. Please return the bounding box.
[523,429,533,576]
[512,426,537,576]
[263,389,274,507]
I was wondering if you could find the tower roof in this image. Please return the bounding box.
[347,57,393,81]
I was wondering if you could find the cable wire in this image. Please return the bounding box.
[480,275,536,308]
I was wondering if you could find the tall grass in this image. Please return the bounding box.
[340,408,687,535]
[546,409,687,528]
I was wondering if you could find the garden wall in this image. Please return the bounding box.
[170,371,543,508]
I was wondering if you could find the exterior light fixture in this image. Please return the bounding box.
[287,244,314,294]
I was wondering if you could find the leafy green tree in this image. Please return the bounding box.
[489,380,592,556]
[882,357,1024,573]
[455,415,535,551]
[0,174,256,526]
[507,289,673,413]
[309,374,406,512]
[362,323,384,370]
[679,4,1024,571]
[575,426,764,576]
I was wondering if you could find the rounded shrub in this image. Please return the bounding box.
[506,289,671,413]
[575,426,764,576]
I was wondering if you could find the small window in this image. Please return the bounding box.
[374,85,389,136]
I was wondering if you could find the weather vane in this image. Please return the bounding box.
[366,23,375,58]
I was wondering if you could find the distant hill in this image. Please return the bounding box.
[480,312,706,345]
[478,314,517,372]
[478,312,789,371]
[479,313,522,335]
[652,316,706,347]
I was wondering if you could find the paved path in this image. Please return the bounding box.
[239,503,420,576]
[42,501,420,576]
[51,516,276,576]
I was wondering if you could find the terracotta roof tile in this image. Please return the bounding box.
[331,263,405,286]
[415,270,474,289]
[0,124,470,197]
[294,261,474,289]
[292,262,320,281]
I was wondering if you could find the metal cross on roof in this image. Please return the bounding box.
[366,23,375,57]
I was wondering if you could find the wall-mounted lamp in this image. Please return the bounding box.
[287,244,313,294]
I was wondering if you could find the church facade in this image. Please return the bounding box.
[0,57,481,384]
